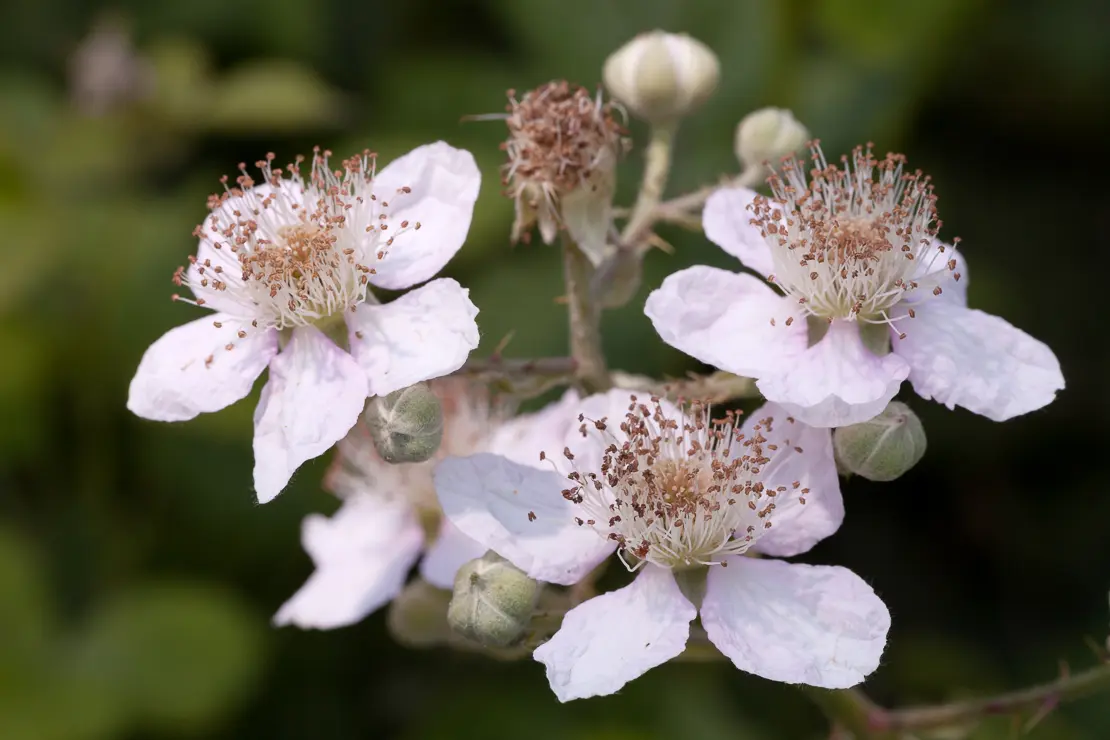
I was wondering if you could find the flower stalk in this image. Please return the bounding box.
[620,122,677,249]
[562,235,611,394]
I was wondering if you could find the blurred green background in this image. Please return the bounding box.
[2,0,1108,737]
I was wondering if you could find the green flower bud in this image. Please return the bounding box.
[603,31,719,124]
[386,578,454,648]
[834,401,927,482]
[366,382,444,464]
[447,551,541,648]
[734,107,809,169]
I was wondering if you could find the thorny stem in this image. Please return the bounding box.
[651,164,765,231]
[808,659,1110,737]
[458,355,578,379]
[562,235,611,394]
[620,123,677,249]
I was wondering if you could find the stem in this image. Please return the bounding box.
[874,661,1110,733]
[620,123,677,249]
[652,164,765,229]
[458,356,578,379]
[806,660,1110,737]
[562,235,610,394]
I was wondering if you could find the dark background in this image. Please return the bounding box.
[1,0,1108,737]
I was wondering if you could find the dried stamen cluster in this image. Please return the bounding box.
[560,396,808,570]
[751,142,960,329]
[502,80,628,244]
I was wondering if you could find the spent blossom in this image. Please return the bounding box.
[646,143,1064,427]
[503,81,629,264]
[274,382,584,629]
[435,390,889,701]
[127,143,482,501]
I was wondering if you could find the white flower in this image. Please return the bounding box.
[273,383,582,630]
[127,143,483,501]
[646,144,1064,427]
[435,390,889,701]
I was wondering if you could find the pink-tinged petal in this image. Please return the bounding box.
[252,326,368,503]
[703,187,774,276]
[645,266,806,378]
[703,558,890,689]
[434,454,615,586]
[488,389,582,468]
[533,565,696,702]
[892,301,1063,421]
[559,389,680,480]
[348,278,480,397]
[757,320,909,428]
[273,496,423,629]
[367,142,481,290]
[419,519,488,590]
[738,403,842,558]
[128,314,277,422]
[908,240,969,307]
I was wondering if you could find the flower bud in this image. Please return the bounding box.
[386,578,454,648]
[834,401,927,482]
[446,551,541,648]
[734,107,809,169]
[366,382,443,464]
[603,31,719,124]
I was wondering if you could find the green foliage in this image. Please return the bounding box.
[0,0,1107,737]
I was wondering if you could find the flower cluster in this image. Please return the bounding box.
[125,27,1067,713]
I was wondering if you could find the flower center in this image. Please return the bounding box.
[175,150,420,331]
[752,144,960,329]
[562,397,808,571]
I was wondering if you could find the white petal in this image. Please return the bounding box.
[488,389,582,468]
[419,519,488,590]
[348,278,480,397]
[128,314,277,422]
[367,142,481,290]
[434,453,615,586]
[757,320,909,428]
[738,403,843,558]
[702,558,890,689]
[893,301,1063,421]
[533,565,695,702]
[703,187,774,276]
[909,240,969,307]
[645,266,806,378]
[273,497,424,629]
[252,327,368,503]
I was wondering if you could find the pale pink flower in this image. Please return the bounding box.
[274,383,582,629]
[127,143,482,501]
[435,390,888,701]
[646,145,1064,427]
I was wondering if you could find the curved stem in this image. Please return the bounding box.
[561,235,610,394]
[807,659,1110,737]
[620,123,677,249]
[873,661,1110,733]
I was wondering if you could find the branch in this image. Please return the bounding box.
[872,660,1110,734]
[807,657,1110,737]
[562,235,611,394]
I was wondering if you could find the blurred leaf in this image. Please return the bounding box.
[814,0,983,65]
[73,582,264,730]
[146,38,214,127]
[203,60,343,133]
[0,528,51,666]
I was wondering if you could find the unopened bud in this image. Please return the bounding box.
[447,551,540,648]
[734,107,809,169]
[386,578,454,648]
[834,401,927,482]
[366,382,443,464]
[604,31,719,124]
